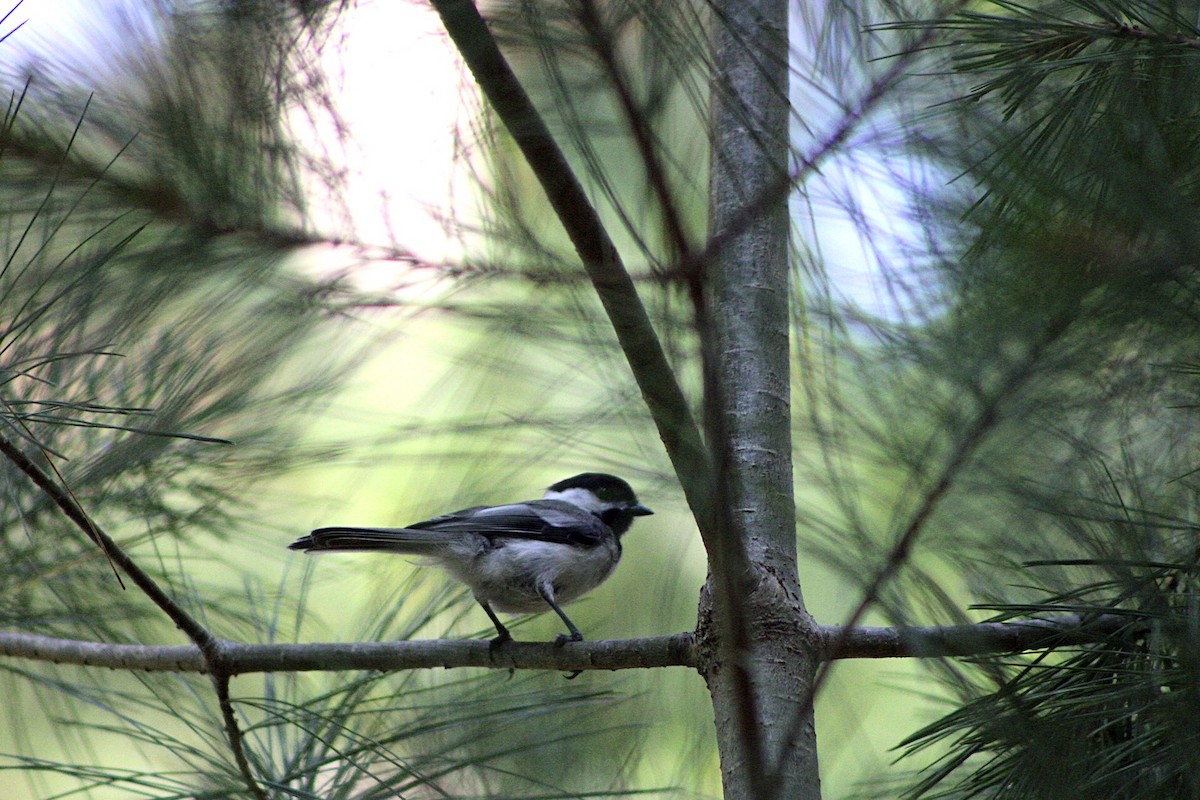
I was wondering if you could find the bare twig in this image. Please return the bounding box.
[823,614,1135,660]
[213,671,261,793]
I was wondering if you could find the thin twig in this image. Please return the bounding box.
[213,671,261,794]
[823,614,1135,660]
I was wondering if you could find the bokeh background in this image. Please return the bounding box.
[6,1,1198,798]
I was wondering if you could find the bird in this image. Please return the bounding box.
[289,473,653,646]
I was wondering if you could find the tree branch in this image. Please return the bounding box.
[824,614,1133,660]
[0,631,697,673]
[0,615,1138,674]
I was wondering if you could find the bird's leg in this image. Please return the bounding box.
[478,599,512,651]
[538,586,584,645]
[537,584,585,679]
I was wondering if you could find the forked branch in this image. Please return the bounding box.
[0,431,266,800]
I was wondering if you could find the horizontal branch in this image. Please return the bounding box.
[0,631,696,674]
[826,614,1132,660]
[0,615,1133,676]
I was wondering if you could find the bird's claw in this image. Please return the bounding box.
[489,631,513,656]
[554,632,584,679]
[554,631,584,648]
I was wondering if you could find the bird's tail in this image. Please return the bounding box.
[289,527,458,554]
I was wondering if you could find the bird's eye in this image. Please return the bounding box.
[598,507,625,525]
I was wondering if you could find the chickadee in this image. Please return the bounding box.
[289,473,653,645]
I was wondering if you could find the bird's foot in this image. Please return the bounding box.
[554,632,584,679]
[554,631,584,648]
[489,630,513,656]
[488,632,517,678]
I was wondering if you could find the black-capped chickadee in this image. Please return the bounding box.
[289,473,653,645]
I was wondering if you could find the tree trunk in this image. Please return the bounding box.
[699,1,823,798]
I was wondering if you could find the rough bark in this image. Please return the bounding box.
[698,1,824,798]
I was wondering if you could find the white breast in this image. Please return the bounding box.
[445,537,621,613]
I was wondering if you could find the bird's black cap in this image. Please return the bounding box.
[548,472,650,512]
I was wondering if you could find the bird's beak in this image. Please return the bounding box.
[631,504,654,516]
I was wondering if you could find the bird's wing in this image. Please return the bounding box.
[407,500,606,546]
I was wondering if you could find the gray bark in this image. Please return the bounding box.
[699,1,823,798]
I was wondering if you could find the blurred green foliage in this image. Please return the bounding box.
[4,0,1200,799]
